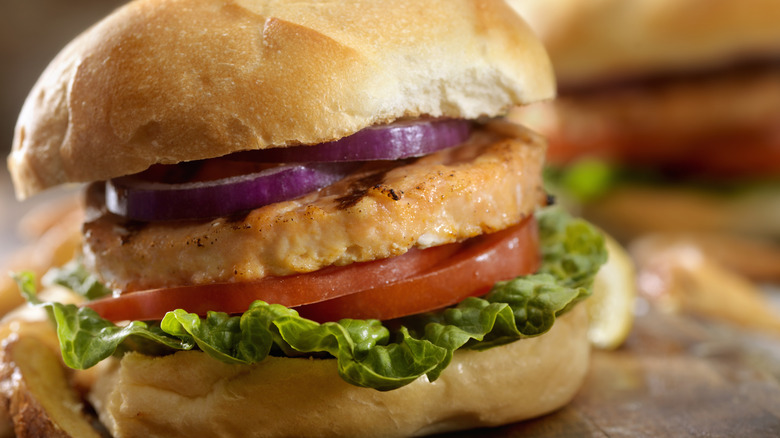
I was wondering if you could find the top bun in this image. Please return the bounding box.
[508,0,780,87]
[8,0,554,199]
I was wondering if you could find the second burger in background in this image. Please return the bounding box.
[508,0,780,248]
[508,0,780,333]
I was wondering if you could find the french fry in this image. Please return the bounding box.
[15,194,83,241]
[0,203,83,318]
[632,232,780,283]
[631,234,780,334]
[0,327,102,438]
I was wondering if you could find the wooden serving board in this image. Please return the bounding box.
[446,305,780,437]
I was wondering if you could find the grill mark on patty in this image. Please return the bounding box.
[335,158,418,209]
[226,210,253,224]
[117,220,149,246]
[335,170,389,210]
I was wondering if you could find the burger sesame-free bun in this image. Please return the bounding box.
[89,306,589,438]
[508,0,780,86]
[8,0,554,199]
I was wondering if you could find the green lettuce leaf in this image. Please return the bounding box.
[17,207,606,391]
[544,159,618,202]
[544,159,780,203]
[42,259,113,301]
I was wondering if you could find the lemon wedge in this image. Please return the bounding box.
[587,232,637,349]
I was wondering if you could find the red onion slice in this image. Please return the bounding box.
[105,119,472,222]
[230,119,472,162]
[106,163,356,221]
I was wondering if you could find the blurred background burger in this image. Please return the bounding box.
[508,0,780,332]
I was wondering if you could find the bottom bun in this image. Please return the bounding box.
[89,305,589,438]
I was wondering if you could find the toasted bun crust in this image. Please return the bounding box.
[508,0,780,86]
[89,306,589,438]
[8,0,554,199]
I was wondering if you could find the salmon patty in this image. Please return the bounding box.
[82,122,547,291]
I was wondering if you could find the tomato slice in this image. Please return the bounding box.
[297,217,539,322]
[85,241,460,322]
[85,217,539,322]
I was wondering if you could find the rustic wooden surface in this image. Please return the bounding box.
[444,302,780,437]
[3,170,780,437]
